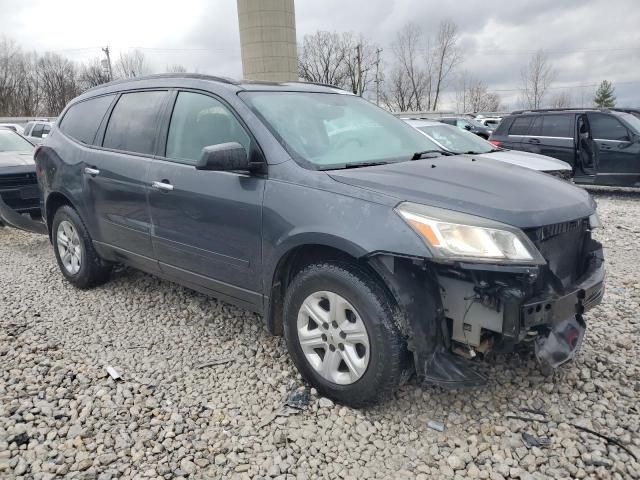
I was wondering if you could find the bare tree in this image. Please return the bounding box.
[166,64,187,73]
[455,73,500,113]
[38,52,79,115]
[341,33,379,96]
[114,49,149,78]
[550,91,572,108]
[520,50,556,109]
[79,58,110,90]
[298,31,348,87]
[390,23,430,111]
[382,66,415,112]
[431,20,462,110]
[0,38,22,115]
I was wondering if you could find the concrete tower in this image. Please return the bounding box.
[237,0,298,82]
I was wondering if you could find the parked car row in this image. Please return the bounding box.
[16,74,605,407]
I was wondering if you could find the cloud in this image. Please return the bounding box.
[1,0,638,107]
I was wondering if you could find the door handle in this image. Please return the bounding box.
[527,138,540,144]
[151,180,174,192]
[84,167,100,176]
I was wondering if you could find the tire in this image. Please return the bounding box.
[283,262,409,407]
[51,205,110,289]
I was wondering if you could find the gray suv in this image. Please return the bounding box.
[35,74,605,406]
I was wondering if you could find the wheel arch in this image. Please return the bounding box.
[45,191,77,241]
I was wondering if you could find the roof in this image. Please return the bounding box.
[84,73,347,95]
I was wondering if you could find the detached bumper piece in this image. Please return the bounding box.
[0,193,47,235]
[534,316,585,370]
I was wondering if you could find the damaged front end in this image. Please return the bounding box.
[370,215,605,388]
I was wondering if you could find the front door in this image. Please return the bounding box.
[587,112,640,186]
[574,114,597,179]
[87,90,169,271]
[148,90,265,309]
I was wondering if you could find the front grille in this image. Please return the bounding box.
[527,219,588,287]
[0,172,37,188]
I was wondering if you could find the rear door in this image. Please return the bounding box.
[87,90,169,271]
[587,112,640,186]
[522,114,575,165]
[147,90,265,309]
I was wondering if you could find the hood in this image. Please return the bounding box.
[328,156,594,228]
[472,150,572,172]
[0,151,35,168]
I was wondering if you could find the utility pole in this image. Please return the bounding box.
[355,44,362,96]
[102,46,113,81]
[374,47,382,105]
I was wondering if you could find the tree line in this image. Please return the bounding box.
[1,25,619,117]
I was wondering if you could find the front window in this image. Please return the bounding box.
[417,124,494,154]
[240,92,440,168]
[0,130,34,152]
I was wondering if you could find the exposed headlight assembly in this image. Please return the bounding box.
[395,202,546,265]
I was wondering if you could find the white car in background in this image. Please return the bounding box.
[404,119,573,180]
[0,123,25,135]
[22,120,54,144]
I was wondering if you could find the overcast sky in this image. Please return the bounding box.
[2,0,639,109]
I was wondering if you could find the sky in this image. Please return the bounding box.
[1,0,639,110]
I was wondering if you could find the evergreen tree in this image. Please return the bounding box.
[594,80,616,108]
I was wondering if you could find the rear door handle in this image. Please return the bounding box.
[84,167,100,176]
[151,181,174,192]
[527,138,541,144]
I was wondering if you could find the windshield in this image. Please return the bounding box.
[417,124,495,154]
[0,130,34,152]
[618,112,640,133]
[240,92,440,168]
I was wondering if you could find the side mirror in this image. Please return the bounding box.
[196,142,249,171]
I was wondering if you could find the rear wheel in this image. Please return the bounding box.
[52,205,110,289]
[283,262,409,407]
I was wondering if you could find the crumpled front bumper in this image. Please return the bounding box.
[0,193,47,235]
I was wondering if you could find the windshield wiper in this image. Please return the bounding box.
[411,150,454,160]
[320,161,391,170]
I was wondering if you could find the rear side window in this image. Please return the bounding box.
[541,114,573,137]
[103,91,167,155]
[492,117,512,135]
[528,116,543,136]
[60,95,114,144]
[165,91,250,164]
[31,123,44,138]
[23,122,34,136]
[509,116,533,135]
[588,113,630,141]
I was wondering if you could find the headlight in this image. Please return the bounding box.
[395,202,546,264]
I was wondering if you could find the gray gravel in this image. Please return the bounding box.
[1,188,639,480]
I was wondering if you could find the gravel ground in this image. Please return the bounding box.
[1,189,639,480]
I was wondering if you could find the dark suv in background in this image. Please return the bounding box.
[437,116,493,139]
[35,75,604,406]
[490,108,640,187]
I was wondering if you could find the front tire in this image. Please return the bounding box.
[52,205,110,289]
[283,262,409,407]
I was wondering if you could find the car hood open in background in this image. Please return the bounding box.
[328,156,594,228]
[473,149,572,172]
[0,152,35,168]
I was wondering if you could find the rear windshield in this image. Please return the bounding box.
[240,92,440,168]
[0,130,34,152]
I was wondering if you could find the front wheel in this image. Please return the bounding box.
[283,262,409,407]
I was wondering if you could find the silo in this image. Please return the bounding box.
[237,0,298,82]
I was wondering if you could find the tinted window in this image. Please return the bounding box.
[509,116,533,135]
[165,92,250,164]
[529,116,543,136]
[60,95,114,144]
[541,114,573,137]
[103,91,167,155]
[588,113,630,141]
[23,122,34,136]
[42,124,51,135]
[31,123,44,138]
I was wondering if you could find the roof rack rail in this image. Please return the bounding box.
[511,107,609,114]
[85,73,238,92]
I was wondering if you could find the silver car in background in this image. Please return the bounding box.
[404,119,573,179]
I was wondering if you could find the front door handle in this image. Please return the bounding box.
[84,167,100,176]
[151,180,174,192]
[527,138,540,144]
